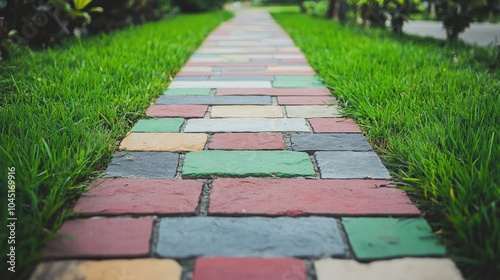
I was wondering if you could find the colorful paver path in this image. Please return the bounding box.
[31,9,463,280]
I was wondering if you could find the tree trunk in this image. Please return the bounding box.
[338,0,349,24]
[299,0,306,13]
[361,4,369,27]
[326,0,337,18]
[430,0,436,18]
[333,0,341,20]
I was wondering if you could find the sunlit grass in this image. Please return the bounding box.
[0,11,232,280]
[273,12,499,279]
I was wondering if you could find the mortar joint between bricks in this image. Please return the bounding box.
[304,118,314,133]
[205,134,214,150]
[196,180,213,216]
[335,218,354,260]
[271,96,278,106]
[179,259,195,280]
[174,154,186,179]
[149,216,161,258]
[309,154,321,179]
[210,88,217,96]
[281,104,288,118]
[283,132,293,151]
[204,105,213,119]
[180,118,189,132]
[304,259,318,280]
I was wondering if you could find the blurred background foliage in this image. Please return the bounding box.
[0,0,229,57]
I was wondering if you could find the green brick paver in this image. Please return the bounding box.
[342,218,447,260]
[163,88,211,96]
[131,118,184,133]
[273,75,324,88]
[181,151,315,178]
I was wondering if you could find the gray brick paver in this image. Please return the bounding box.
[155,217,348,258]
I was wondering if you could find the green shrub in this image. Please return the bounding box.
[303,0,329,16]
[172,0,226,12]
[0,0,175,50]
[384,0,423,34]
[442,0,487,40]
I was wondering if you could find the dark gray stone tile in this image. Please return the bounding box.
[155,217,347,258]
[315,151,391,179]
[209,75,275,81]
[291,134,373,152]
[104,151,179,178]
[156,95,272,105]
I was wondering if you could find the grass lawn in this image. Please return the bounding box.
[0,11,231,279]
[273,12,499,279]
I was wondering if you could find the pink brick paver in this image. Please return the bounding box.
[209,179,420,216]
[43,218,153,259]
[73,178,202,215]
[209,133,285,150]
[308,118,362,133]
[146,105,208,118]
[193,257,306,280]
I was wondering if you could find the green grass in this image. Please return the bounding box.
[0,11,232,280]
[273,12,500,279]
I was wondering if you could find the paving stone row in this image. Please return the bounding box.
[32,9,462,280]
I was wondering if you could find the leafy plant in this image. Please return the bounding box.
[0,16,8,60]
[384,0,423,34]
[348,0,387,27]
[442,0,486,40]
[303,0,329,16]
[172,0,227,12]
[49,0,103,35]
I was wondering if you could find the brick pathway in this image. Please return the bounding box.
[31,10,463,280]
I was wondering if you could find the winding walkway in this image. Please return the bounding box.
[31,10,463,280]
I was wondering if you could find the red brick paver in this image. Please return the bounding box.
[73,178,202,215]
[193,257,306,280]
[209,133,285,150]
[209,179,420,216]
[146,105,208,118]
[308,118,362,133]
[43,218,153,259]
